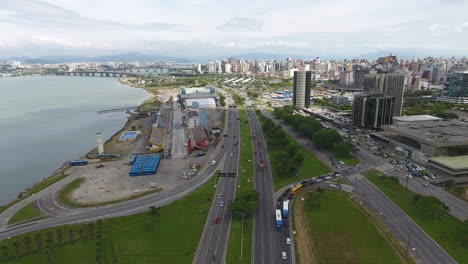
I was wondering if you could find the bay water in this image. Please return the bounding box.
[0,76,149,204]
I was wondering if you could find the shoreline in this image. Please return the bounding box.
[0,77,153,208]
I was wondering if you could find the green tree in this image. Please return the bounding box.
[313,129,342,149]
[23,236,32,253]
[34,233,42,249]
[1,245,8,257]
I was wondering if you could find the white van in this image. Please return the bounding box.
[211,160,216,166]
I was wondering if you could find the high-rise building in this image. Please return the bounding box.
[293,71,311,108]
[353,69,369,89]
[339,71,354,86]
[438,65,468,104]
[353,93,395,129]
[364,74,405,116]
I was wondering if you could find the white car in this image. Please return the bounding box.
[220,201,224,207]
[230,153,233,157]
[281,252,287,260]
[329,183,338,188]
[217,193,221,199]
[286,238,291,245]
[211,160,216,166]
[423,176,429,180]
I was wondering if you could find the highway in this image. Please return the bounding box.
[0,118,228,243]
[249,109,293,264]
[193,108,240,264]
[262,110,458,264]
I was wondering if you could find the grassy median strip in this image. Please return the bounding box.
[0,168,68,215]
[0,176,217,264]
[57,177,162,208]
[364,170,468,263]
[226,108,254,264]
[296,190,405,264]
[258,114,330,190]
[7,202,47,226]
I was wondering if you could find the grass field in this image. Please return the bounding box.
[57,177,162,208]
[365,170,468,263]
[7,202,46,225]
[226,108,253,264]
[299,190,404,264]
[0,168,68,215]
[268,133,330,191]
[0,176,216,264]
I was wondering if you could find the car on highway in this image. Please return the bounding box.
[217,193,221,199]
[215,217,220,223]
[281,252,287,260]
[220,201,224,207]
[286,238,291,245]
[423,176,429,180]
[329,183,338,188]
[211,160,216,166]
[422,183,429,188]
[284,230,290,236]
[230,153,233,157]
[283,219,289,227]
[221,144,224,148]
[339,160,345,165]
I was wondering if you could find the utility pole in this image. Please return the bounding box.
[405,176,410,191]
[405,228,412,263]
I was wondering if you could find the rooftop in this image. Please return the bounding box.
[393,115,442,122]
[430,155,468,170]
[384,120,468,147]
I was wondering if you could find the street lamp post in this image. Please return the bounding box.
[234,211,247,260]
[405,228,412,263]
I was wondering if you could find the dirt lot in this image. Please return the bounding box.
[293,192,316,264]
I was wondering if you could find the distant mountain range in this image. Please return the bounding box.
[0,52,190,63]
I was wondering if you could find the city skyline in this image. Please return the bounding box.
[1,0,468,58]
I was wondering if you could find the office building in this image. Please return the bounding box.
[437,66,468,104]
[339,71,354,86]
[353,69,369,89]
[364,74,405,116]
[353,93,394,129]
[293,71,311,108]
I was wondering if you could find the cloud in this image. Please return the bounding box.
[456,21,468,32]
[216,17,264,32]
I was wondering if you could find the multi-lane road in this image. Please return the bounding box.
[193,108,240,264]
[263,109,458,264]
[249,109,293,264]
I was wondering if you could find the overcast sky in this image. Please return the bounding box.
[1,0,468,59]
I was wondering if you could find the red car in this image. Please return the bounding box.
[283,220,289,227]
[221,144,224,148]
[215,217,221,224]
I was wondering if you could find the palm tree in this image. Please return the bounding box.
[68,229,74,242]
[56,229,63,244]
[23,236,32,253]
[46,231,54,245]
[0,245,8,257]
[34,233,42,249]
[88,223,94,237]
[11,241,20,257]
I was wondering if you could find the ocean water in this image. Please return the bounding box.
[0,76,149,204]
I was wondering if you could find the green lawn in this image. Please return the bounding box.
[0,177,217,264]
[7,202,46,225]
[364,170,468,263]
[226,108,253,264]
[0,169,68,215]
[58,177,162,208]
[329,178,346,184]
[301,191,404,264]
[269,133,330,191]
[329,145,360,166]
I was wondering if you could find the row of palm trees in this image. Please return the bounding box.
[0,222,96,260]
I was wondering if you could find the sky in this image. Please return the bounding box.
[1,0,468,59]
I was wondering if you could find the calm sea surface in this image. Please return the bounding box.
[0,76,149,204]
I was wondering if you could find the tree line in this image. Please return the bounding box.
[273,107,354,154]
[256,110,304,179]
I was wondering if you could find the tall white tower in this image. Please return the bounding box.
[96,133,104,154]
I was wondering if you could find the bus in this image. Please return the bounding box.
[290,184,304,195]
[69,160,88,166]
[275,209,283,231]
[282,200,289,218]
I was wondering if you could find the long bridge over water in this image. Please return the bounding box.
[56,71,142,77]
